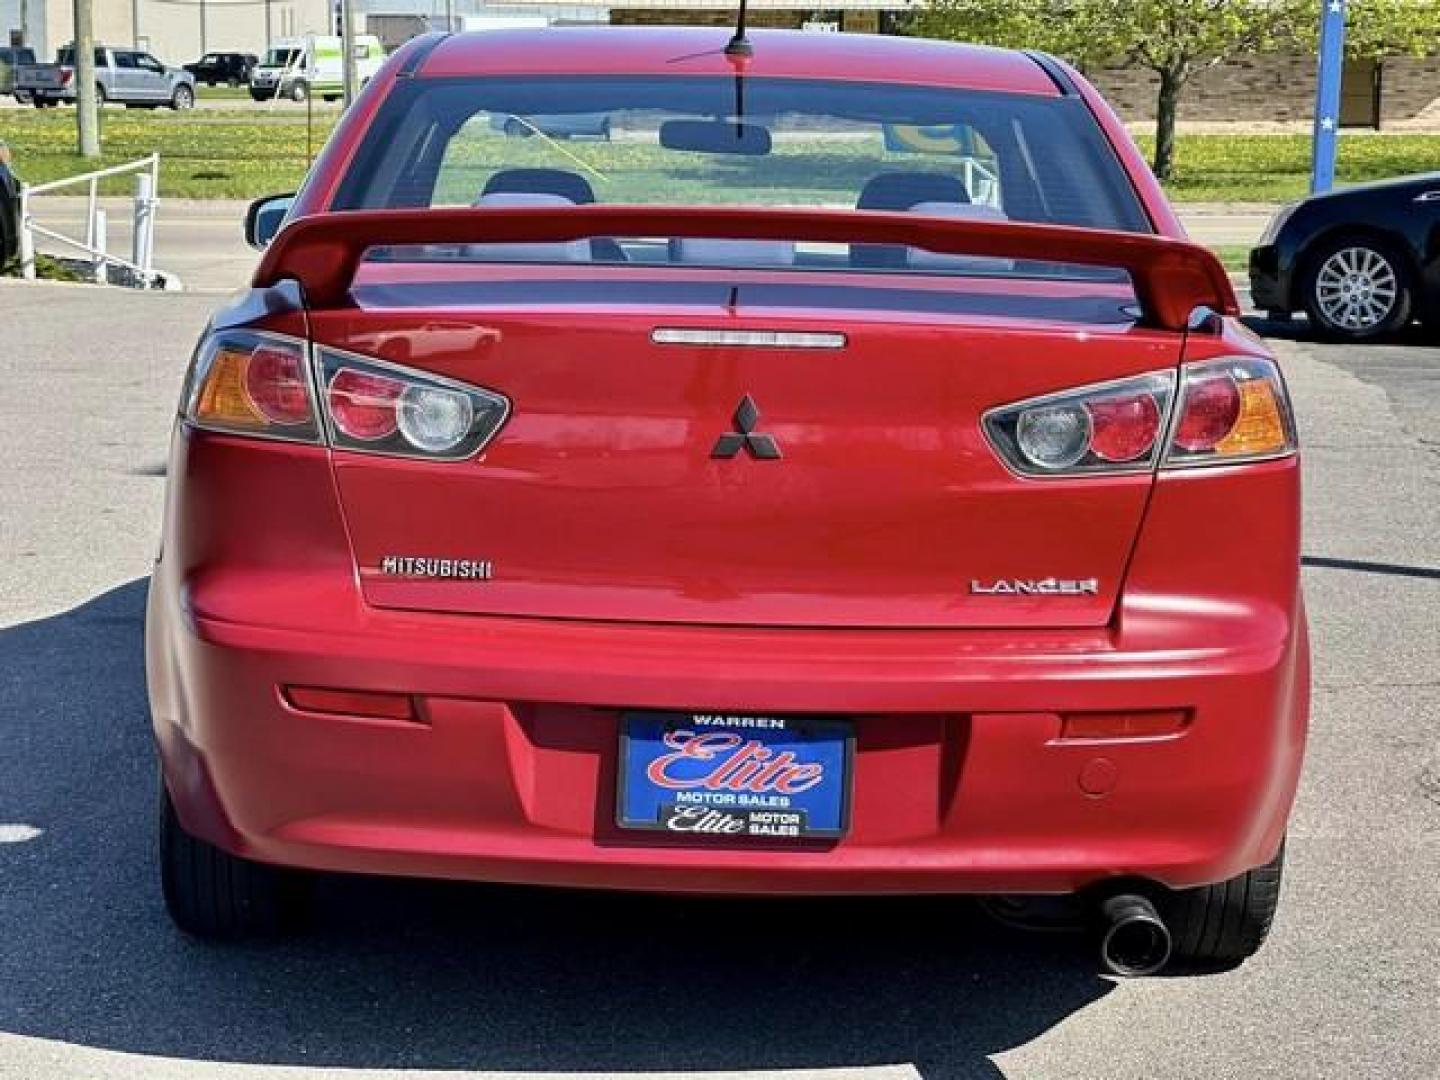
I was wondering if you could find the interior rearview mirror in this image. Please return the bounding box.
[244,193,295,250]
[660,120,772,157]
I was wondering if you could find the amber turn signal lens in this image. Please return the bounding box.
[194,347,264,426]
[184,331,321,444]
[1214,377,1289,456]
[1165,356,1295,466]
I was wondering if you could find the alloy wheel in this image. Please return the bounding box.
[1314,245,1399,331]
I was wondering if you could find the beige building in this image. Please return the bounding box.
[2,1,336,66]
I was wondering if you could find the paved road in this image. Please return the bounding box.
[0,282,1435,1080]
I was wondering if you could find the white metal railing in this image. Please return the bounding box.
[962,157,1002,209]
[18,154,161,285]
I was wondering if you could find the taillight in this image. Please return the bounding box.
[328,368,403,441]
[183,332,509,461]
[184,330,321,444]
[59,67,73,86]
[984,356,1295,477]
[984,372,1176,476]
[1164,357,1296,466]
[316,347,508,460]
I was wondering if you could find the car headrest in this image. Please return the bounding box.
[481,168,596,205]
[903,201,1013,272]
[853,172,972,268]
[466,192,589,261]
[670,238,797,267]
[857,171,969,212]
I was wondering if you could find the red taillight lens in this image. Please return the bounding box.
[327,368,403,441]
[1172,370,1241,451]
[984,356,1295,477]
[184,331,320,443]
[184,334,508,459]
[244,345,312,425]
[59,68,73,86]
[1088,393,1162,463]
[985,372,1176,476]
[1165,357,1295,465]
[317,348,510,460]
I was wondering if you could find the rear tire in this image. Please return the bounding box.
[288,80,308,103]
[1160,842,1285,971]
[159,785,297,939]
[170,84,195,111]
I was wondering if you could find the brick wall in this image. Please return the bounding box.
[1089,53,1440,128]
[600,18,1440,129]
[1379,56,1440,127]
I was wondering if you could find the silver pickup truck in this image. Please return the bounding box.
[16,45,195,110]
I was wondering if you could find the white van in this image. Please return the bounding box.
[249,34,386,103]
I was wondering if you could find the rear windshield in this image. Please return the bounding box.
[333,75,1150,278]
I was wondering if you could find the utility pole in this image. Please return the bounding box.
[131,0,139,48]
[339,0,358,107]
[19,0,28,45]
[74,0,100,159]
[445,1,455,33]
[1311,0,1347,194]
[200,0,208,55]
[265,0,273,48]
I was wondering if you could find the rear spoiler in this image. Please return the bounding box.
[253,206,1237,332]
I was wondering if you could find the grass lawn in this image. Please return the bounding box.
[195,84,253,99]
[3,107,1436,204]
[1136,132,1440,203]
[1,108,339,198]
[1209,245,1253,272]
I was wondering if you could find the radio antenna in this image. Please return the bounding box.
[725,0,753,58]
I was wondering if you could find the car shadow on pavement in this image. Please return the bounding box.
[0,579,1114,1080]
[1241,313,1436,346]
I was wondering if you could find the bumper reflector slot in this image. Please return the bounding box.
[283,686,419,723]
[1057,709,1191,742]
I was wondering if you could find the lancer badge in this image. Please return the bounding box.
[970,577,1099,596]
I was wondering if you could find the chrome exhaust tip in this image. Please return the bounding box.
[1098,893,1172,977]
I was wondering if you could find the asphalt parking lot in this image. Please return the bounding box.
[0,282,1435,1080]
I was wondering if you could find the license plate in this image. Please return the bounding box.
[617,712,851,839]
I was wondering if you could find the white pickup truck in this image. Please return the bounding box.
[16,45,196,110]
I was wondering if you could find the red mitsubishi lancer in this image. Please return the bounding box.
[146,26,1308,975]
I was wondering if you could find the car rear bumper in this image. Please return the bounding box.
[1249,244,1288,312]
[148,559,1308,898]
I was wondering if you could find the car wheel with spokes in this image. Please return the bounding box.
[170,84,195,111]
[1302,236,1412,342]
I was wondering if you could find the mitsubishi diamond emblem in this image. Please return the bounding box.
[711,395,782,460]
